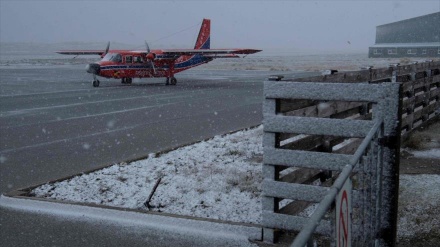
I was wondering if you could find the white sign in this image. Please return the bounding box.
[336,178,352,247]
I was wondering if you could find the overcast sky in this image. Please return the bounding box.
[0,1,439,53]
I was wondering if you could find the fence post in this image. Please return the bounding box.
[375,78,403,246]
[262,98,280,243]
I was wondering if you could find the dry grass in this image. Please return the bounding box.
[403,122,440,150]
[399,57,412,64]
[403,131,431,150]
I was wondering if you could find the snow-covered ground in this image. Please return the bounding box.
[31,125,440,241]
[410,149,440,159]
[32,126,264,224]
[398,174,440,239]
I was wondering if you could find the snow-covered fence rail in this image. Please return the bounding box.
[291,60,440,138]
[395,61,440,136]
[262,81,402,246]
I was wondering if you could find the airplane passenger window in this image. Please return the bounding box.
[134,56,143,63]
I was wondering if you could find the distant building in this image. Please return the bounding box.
[369,12,440,58]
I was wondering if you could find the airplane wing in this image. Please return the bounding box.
[56,50,105,55]
[151,48,261,60]
[202,54,240,58]
[56,48,261,59]
[161,49,261,56]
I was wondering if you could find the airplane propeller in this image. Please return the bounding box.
[100,41,110,58]
[145,41,156,74]
[105,41,110,54]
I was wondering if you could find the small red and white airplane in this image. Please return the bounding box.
[57,19,262,87]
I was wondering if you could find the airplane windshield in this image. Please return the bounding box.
[102,53,122,62]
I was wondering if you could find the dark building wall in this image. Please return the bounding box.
[369,46,440,58]
[375,12,440,43]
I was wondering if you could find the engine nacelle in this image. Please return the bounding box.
[146,53,156,61]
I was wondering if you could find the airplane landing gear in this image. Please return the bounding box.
[92,80,100,87]
[166,77,177,86]
[165,62,177,86]
[121,78,133,85]
[92,74,100,87]
[170,77,177,85]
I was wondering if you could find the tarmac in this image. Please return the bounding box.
[0,66,270,193]
[0,65,316,246]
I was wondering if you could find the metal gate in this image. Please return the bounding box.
[262,81,402,246]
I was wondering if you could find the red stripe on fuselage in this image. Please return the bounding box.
[96,54,209,79]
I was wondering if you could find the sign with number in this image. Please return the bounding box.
[336,178,352,247]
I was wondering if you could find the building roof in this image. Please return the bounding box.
[377,12,440,28]
[375,12,440,44]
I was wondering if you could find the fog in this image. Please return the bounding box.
[0,1,439,53]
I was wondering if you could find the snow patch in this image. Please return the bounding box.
[32,126,264,224]
[398,174,440,238]
[410,149,440,159]
[30,126,440,240]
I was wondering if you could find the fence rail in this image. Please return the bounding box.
[291,119,383,247]
[262,60,439,246]
[280,61,440,138]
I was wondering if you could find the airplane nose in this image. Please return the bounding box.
[86,63,100,75]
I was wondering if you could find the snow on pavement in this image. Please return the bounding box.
[31,125,440,239]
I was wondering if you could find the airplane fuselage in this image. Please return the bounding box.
[89,51,213,79]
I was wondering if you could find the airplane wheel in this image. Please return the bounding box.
[126,78,132,84]
[165,78,170,85]
[170,77,177,85]
[121,78,126,84]
[93,80,100,87]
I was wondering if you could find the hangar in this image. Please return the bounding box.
[369,12,440,58]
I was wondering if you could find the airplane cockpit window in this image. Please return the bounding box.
[125,56,133,63]
[111,54,122,63]
[102,53,122,63]
[102,53,113,61]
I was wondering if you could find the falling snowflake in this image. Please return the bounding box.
[107,120,116,128]
[0,155,7,164]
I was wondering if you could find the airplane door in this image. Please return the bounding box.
[134,56,143,63]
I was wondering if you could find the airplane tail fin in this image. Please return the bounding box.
[194,19,210,49]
